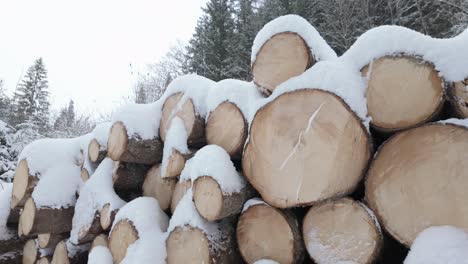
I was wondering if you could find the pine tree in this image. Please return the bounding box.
[0,80,11,122]
[185,0,237,81]
[11,58,50,131]
[67,100,75,127]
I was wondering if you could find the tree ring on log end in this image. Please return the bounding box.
[109,220,139,264]
[107,122,129,161]
[193,176,223,221]
[166,226,211,264]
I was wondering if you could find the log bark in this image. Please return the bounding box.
[162,149,194,178]
[448,79,468,118]
[38,233,68,249]
[112,161,150,191]
[243,89,371,208]
[366,123,468,247]
[206,102,248,160]
[0,233,24,254]
[7,206,20,226]
[11,159,38,209]
[237,203,305,264]
[20,197,74,236]
[75,212,102,244]
[51,240,88,264]
[91,234,108,250]
[166,225,239,264]
[99,204,118,231]
[302,198,382,264]
[107,121,163,165]
[88,138,107,163]
[193,176,255,221]
[363,55,445,132]
[108,220,139,264]
[142,164,177,211]
[252,32,313,95]
[170,180,192,214]
[160,92,206,148]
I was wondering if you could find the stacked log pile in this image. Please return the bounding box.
[1,14,468,264]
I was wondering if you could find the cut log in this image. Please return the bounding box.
[162,149,193,178]
[38,233,68,249]
[107,121,163,165]
[302,198,382,264]
[88,138,107,163]
[193,176,255,221]
[108,220,139,264]
[243,89,371,208]
[170,180,192,214]
[75,212,102,244]
[160,93,206,147]
[142,164,177,211]
[23,239,51,264]
[20,197,74,236]
[206,101,248,159]
[11,159,38,209]
[51,240,88,264]
[363,56,445,132]
[80,168,89,182]
[366,123,468,246]
[99,203,118,231]
[91,234,108,250]
[237,202,305,264]
[37,257,52,264]
[448,79,468,118]
[252,32,312,95]
[112,162,150,191]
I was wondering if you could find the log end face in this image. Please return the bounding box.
[164,150,186,178]
[23,239,38,264]
[38,233,50,249]
[100,204,112,231]
[11,159,30,209]
[80,168,89,182]
[166,226,210,264]
[109,220,138,264]
[107,122,128,161]
[193,176,223,221]
[170,180,192,214]
[450,80,468,118]
[143,165,177,211]
[51,241,69,264]
[91,234,108,250]
[21,198,36,236]
[88,139,101,163]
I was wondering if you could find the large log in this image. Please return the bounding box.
[302,198,382,264]
[206,101,248,159]
[193,176,255,221]
[107,121,163,165]
[363,56,445,132]
[112,161,150,191]
[75,212,102,245]
[108,220,138,263]
[11,159,38,209]
[88,138,107,163]
[243,89,371,208]
[448,78,468,118]
[170,180,192,214]
[252,32,312,95]
[20,197,74,236]
[160,93,206,147]
[51,240,88,264]
[365,123,468,246]
[237,201,305,263]
[142,164,177,211]
[38,233,68,249]
[23,239,52,264]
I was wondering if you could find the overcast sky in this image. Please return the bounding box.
[0,0,207,114]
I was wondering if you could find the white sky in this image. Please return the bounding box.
[0,0,207,114]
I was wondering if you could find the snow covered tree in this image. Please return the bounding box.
[11,58,50,131]
[185,0,238,81]
[67,99,75,127]
[0,80,11,122]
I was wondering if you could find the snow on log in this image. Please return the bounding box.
[237,198,304,263]
[159,74,215,147]
[161,117,191,178]
[448,79,468,118]
[50,240,89,264]
[166,190,239,263]
[108,197,168,264]
[170,179,191,214]
[112,161,150,191]
[244,62,371,208]
[38,233,68,249]
[142,164,177,211]
[251,15,337,95]
[404,226,468,264]
[191,145,255,221]
[107,121,163,165]
[90,234,108,250]
[362,55,444,132]
[205,79,263,159]
[302,198,382,264]
[20,197,74,236]
[88,245,112,264]
[70,158,125,245]
[365,121,468,246]
[23,239,52,264]
[88,122,111,163]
